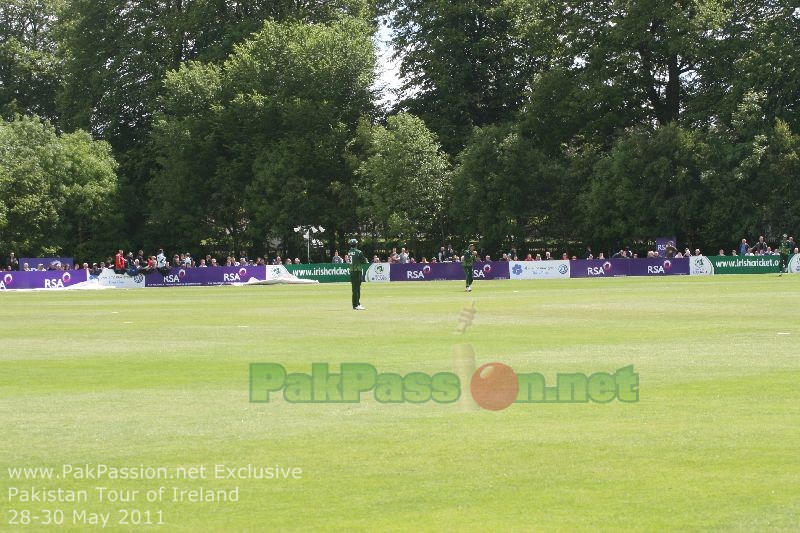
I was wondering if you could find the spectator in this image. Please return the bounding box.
[718,249,725,256]
[37,264,45,271]
[420,257,428,263]
[183,253,193,267]
[372,255,380,263]
[332,251,343,263]
[544,251,552,260]
[156,249,167,268]
[664,241,678,259]
[778,234,791,274]
[739,238,749,256]
[6,252,18,271]
[210,258,218,267]
[754,236,768,255]
[525,254,534,261]
[22,262,30,271]
[198,259,207,267]
[446,244,455,261]
[389,247,400,263]
[535,253,542,261]
[612,249,626,259]
[597,253,605,260]
[294,258,301,264]
[561,253,568,260]
[115,250,126,272]
[694,249,703,256]
[399,247,409,264]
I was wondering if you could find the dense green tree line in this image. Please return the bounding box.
[1,0,797,261]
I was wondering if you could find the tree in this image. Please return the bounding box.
[693,1,800,131]
[583,123,710,248]
[355,113,452,245]
[703,92,800,245]
[58,0,376,252]
[0,115,119,258]
[381,0,537,153]
[150,17,376,257]
[0,0,62,122]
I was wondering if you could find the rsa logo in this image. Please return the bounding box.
[587,262,613,276]
[163,268,187,283]
[44,272,73,288]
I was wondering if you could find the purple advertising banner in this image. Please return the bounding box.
[569,259,630,278]
[144,265,266,287]
[0,269,88,290]
[570,258,689,278]
[627,257,689,276]
[389,261,510,282]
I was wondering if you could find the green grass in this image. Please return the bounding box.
[1,276,799,531]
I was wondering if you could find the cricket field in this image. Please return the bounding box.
[1,276,798,531]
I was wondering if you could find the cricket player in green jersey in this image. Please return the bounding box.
[348,238,367,309]
[462,243,478,292]
[779,234,791,275]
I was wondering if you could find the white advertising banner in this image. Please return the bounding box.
[509,260,570,279]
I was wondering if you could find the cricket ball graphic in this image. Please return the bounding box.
[470,362,519,411]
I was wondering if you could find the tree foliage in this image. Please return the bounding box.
[0,0,62,122]
[0,116,119,258]
[150,16,375,255]
[355,113,452,243]
[1,0,798,259]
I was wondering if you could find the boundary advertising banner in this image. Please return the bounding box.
[388,262,510,282]
[571,258,690,278]
[145,266,265,287]
[0,270,88,290]
[707,255,781,274]
[509,260,570,279]
[95,268,146,288]
[365,263,391,282]
[286,264,351,282]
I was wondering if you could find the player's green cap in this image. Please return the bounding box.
[348,238,358,246]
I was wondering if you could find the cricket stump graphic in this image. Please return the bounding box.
[452,301,480,411]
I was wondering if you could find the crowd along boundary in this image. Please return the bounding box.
[1,255,798,290]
